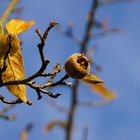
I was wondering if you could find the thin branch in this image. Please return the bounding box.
[0,21,58,86]
[0,67,69,103]
[0,0,20,24]
[81,0,99,53]
[0,21,71,104]
[65,0,99,139]
[82,126,89,140]
[58,26,82,45]
[100,0,136,5]
[48,99,69,114]
[19,123,34,140]
[26,74,70,99]
[91,28,124,39]
[0,114,16,121]
[26,82,61,98]
[43,21,58,39]
[50,74,70,87]
[0,95,32,105]
[0,105,16,121]
[47,64,64,83]
[0,105,15,115]
[78,100,110,107]
[0,21,58,87]
[66,80,80,140]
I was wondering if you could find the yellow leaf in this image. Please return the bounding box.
[80,73,104,84]
[0,22,3,34]
[0,19,35,103]
[2,49,27,103]
[8,34,20,56]
[0,34,20,60]
[0,34,8,60]
[0,19,35,60]
[90,83,116,100]
[6,19,35,34]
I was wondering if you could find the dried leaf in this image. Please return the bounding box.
[90,83,116,100]
[6,19,35,34]
[2,49,27,103]
[44,121,66,134]
[80,73,104,84]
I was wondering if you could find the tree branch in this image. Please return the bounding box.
[0,105,16,121]
[0,95,32,105]
[0,21,70,105]
[19,123,34,140]
[0,0,20,24]
[65,0,99,139]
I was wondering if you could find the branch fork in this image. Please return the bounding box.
[0,21,70,105]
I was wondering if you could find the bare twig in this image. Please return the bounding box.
[48,99,69,114]
[50,74,70,87]
[91,28,124,39]
[100,0,135,5]
[0,105,15,115]
[47,64,64,83]
[0,105,16,121]
[78,100,110,107]
[0,0,20,24]
[0,21,71,105]
[0,114,16,121]
[0,95,32,105]
[26,82,61,99]
[81,0,99,53]
[19,123,33,140]
[82,126,89,140]
[0,21,58,86]
[58,26,82,45]
[66,80,80,140]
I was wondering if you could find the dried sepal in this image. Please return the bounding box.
[80,73,103,84]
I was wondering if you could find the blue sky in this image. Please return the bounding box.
[0,0,140,140]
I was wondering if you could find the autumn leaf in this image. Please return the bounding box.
[0,19,35,103]
[0,22,6,62]
[0,19,35,59]
[6,19,35,35]
[0,22,3,34]
[90,83,116,100]
[2,49,27,102]
[0,34,20,60]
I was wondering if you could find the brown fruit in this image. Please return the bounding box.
[64,53,90,79]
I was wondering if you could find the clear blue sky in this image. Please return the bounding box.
[0,0,140,140]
